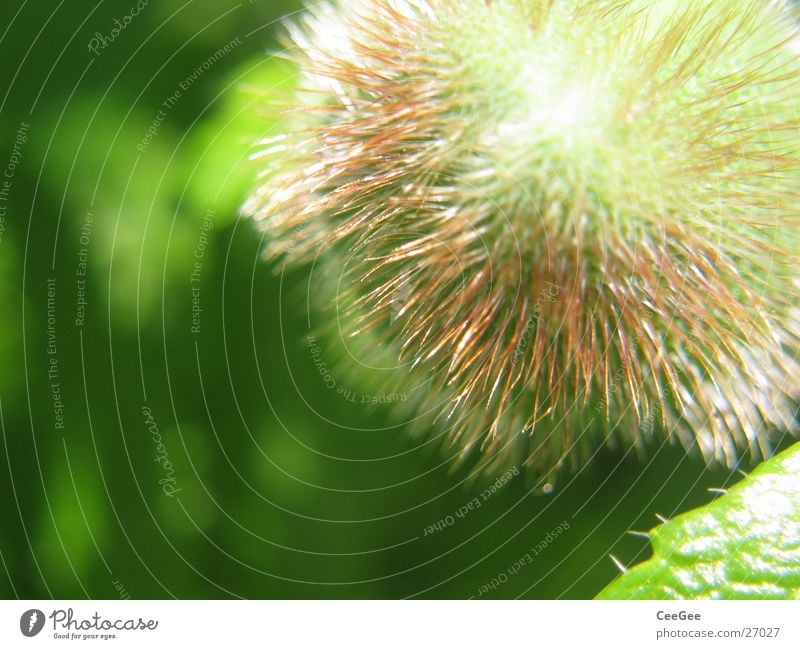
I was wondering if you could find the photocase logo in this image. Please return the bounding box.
[20,609,45,637]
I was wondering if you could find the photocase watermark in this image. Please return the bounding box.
[423,467,519,536]
[190,210,214,335]
[111,579,131,600]
[0,121,30,248]
[390,281,413,324]
[307,335,407,403]
[87,0,149,56]
[284,218,308,254]
[137,37,242,153]
[20,609,45,637]
[511,282,560,365]
[48,608,157,641]
[142,406,180,497]
[21,607,158,640]
[46,278,66,432]
[475,520,571,597]
[75,211,94,328]
[592,290,686,415]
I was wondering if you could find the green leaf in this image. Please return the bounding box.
[597,443,800,599]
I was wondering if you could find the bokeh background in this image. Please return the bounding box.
[0,0,792,599]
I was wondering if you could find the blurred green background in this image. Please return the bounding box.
[0,0,782,599]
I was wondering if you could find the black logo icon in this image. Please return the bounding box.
[20,609,45,637]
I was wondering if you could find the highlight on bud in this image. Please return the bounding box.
[245,0,800,476]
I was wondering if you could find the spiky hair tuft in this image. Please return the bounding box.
[246,0,800,476]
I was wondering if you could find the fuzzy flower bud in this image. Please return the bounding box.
[246,0,800,476]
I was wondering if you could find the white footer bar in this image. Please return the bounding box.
[1,600,797,648]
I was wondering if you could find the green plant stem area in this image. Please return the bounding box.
[0,0,798,600]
